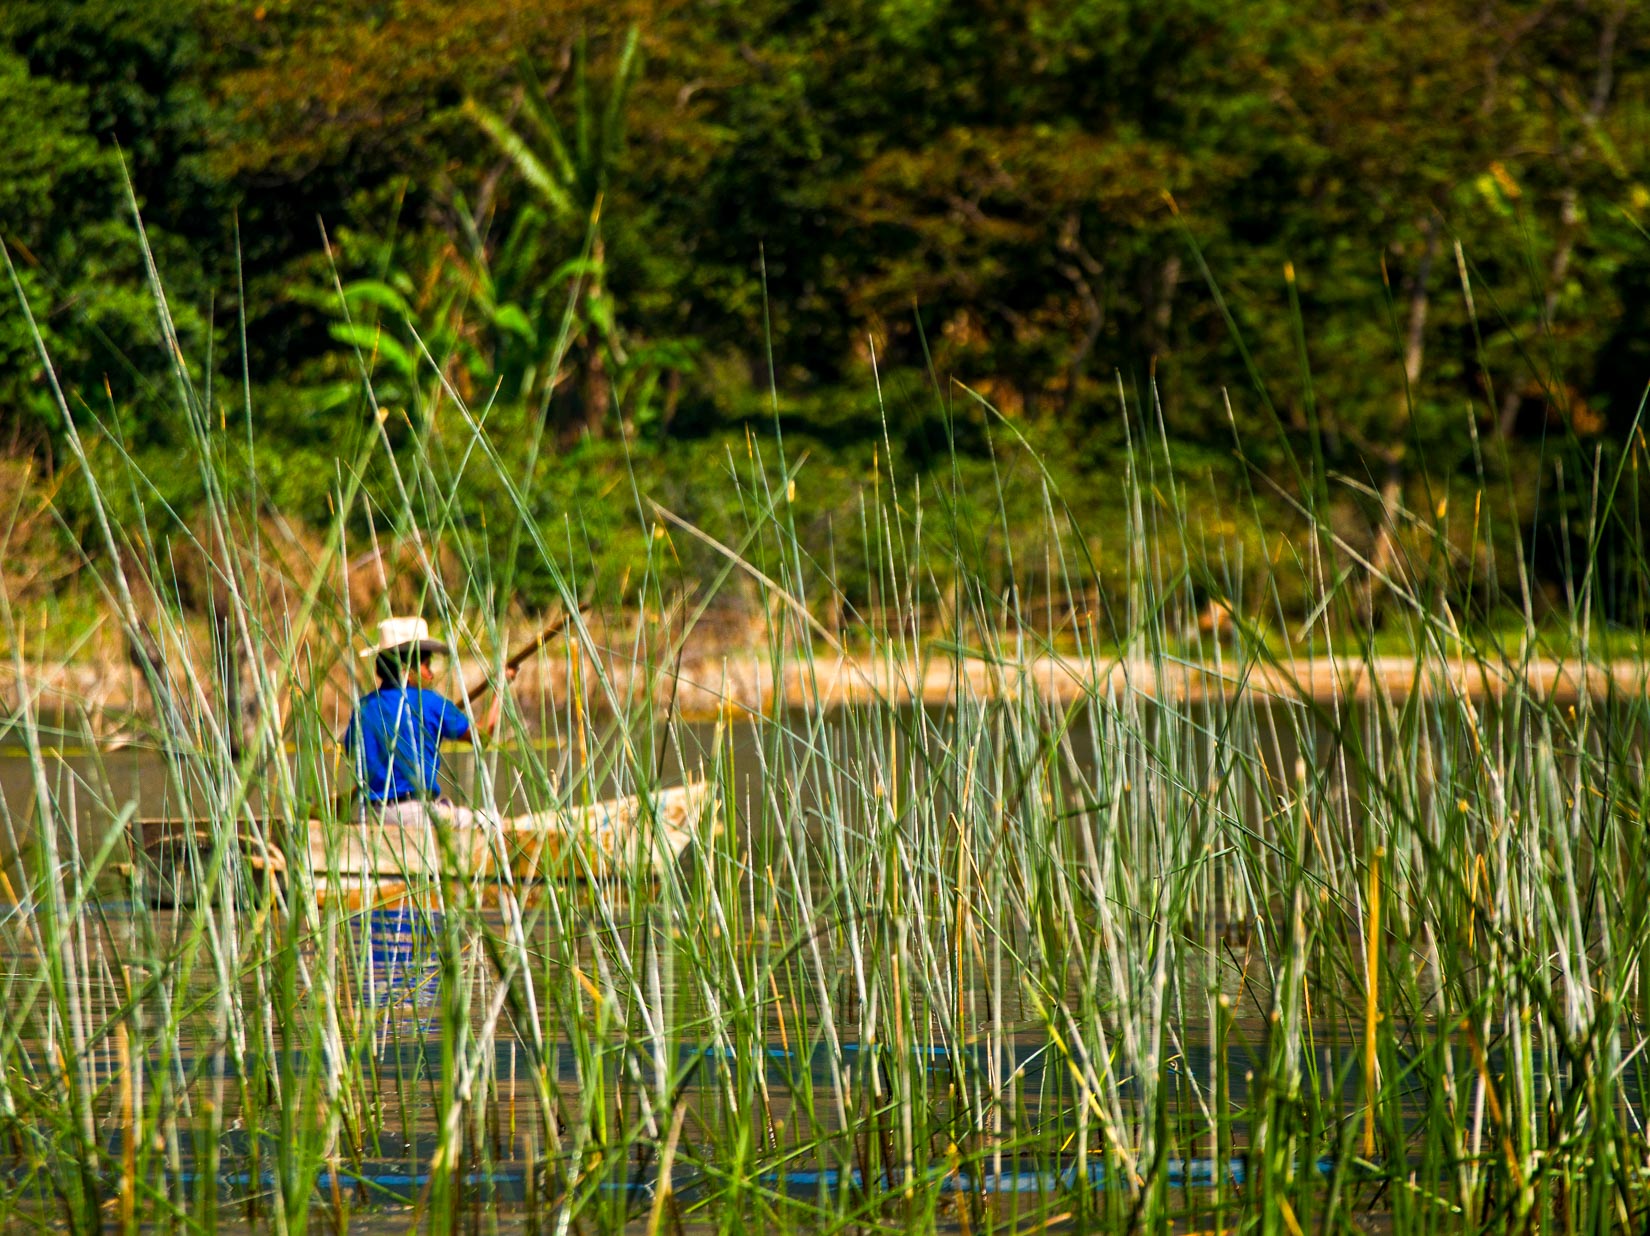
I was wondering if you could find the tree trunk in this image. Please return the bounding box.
[582,345,610,440]
[660,367,682,436]
[1495,2,1625,441]
[1363,217,1439,623]
[211,609,259,763]
[127,621,187,753]
[1055,212,1104,417]
[581,232,611,439]
[1495,186,1578,439]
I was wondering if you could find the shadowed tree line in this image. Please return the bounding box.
[2,0,1649,625]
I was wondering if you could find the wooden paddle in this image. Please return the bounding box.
[465,602,587,703]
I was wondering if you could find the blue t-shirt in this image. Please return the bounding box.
[345,686,472,802]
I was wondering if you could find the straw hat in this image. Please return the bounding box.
[358,616,450,660]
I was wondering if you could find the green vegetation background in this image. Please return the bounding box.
[3,0,1649,636]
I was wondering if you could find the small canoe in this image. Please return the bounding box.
[128,782,717,909]
[304,782,715,908]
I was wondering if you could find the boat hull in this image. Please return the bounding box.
[128,783,715,909]
[305,783,713,906]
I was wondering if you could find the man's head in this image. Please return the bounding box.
[361,617,450,688]
[373,648,443,688]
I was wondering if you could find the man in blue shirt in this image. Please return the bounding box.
[346,617,513,826]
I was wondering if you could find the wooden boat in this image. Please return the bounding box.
[303,782,715,908]
[127,782,717,909]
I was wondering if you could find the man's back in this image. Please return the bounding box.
[348,686,472,802]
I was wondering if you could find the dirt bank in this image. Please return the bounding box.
[2,643,1643,739]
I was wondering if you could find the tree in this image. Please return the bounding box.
[0,0,221,475]
[464,26,643,438]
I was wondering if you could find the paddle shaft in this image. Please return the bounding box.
[465,605,584,702]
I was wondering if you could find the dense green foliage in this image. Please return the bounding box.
[2,0,1649,620]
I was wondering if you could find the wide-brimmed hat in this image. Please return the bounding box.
[358,616,450,660]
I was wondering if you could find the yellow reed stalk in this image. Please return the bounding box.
[954,815,968,1037]
[644,1101,688,1236]
[327,1150,345,1227]
[767,871,793,1057]
[1363,845,1383,1159]
[1469,853,1487,948]
[1463,1018,1523,1190]
[570,635,589,786]
[117,1021,134,1233]
[1278,1196,1305,1236]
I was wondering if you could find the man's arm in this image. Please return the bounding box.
[454,666,516,743]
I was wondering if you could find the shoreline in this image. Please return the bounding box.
[1,648,1644,736]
